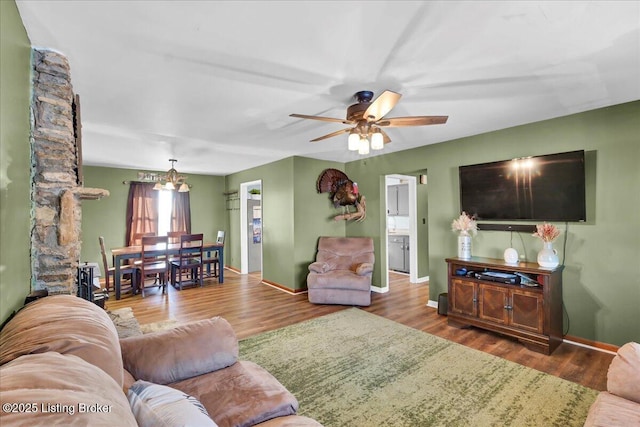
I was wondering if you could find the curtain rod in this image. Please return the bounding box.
[122,180,192,188]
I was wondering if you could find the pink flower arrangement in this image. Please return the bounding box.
[451,212,477,236]
[532,223,560,242]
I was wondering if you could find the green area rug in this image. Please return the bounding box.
[239,308,597,427]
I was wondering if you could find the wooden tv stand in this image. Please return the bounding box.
[445,257,563,355]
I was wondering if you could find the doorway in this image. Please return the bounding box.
[385,174,418,285]
[240,180,262,275]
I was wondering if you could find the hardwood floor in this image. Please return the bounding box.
[105,269,613,391]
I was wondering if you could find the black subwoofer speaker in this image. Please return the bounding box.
[437,293,448,316]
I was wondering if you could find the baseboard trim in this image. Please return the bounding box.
[415,275,429,284]
[563,335,619,355]
[235,273,620,355]
[225,265,240,274]
[422,301,618,355]
[261,279,306,295]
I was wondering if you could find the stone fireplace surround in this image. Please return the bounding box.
[31,48,108,294]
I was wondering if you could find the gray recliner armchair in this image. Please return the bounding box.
[307,237,374,306]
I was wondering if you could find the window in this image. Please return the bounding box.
[126,182,191,246]
[157,190,173,236]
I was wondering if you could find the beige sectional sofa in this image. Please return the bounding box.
[0,295,321,427]
[584,342,640,426]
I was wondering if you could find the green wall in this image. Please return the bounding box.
[292,157,347,288]
[81,166,226,265]
[0,0,32,324]
[345,101,640,346]
[225,156,345,291]
[225,157,294,286]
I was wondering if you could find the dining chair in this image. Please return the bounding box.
[132,232,155,246]
[166,230,187,265]
[170,233,204,290]
[131,232,159,280]
[203,231,225,279]
[99,236,138,296]
[167,231,186,244]
[138,235,169,297]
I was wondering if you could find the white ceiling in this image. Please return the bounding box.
[16,1,640,176]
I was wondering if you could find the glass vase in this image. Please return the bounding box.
[537,241,559,268]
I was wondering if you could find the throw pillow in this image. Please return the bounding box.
[355,262,374,275]
[127,380,218,427]
[308,261,329,274]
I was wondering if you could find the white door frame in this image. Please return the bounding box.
[385,174,418,283]
[240,179,262,275]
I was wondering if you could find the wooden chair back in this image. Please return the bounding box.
[139,235,169,294]
[168,231,186,244]
[99,236,137,294]
[203,231,224,278]
[178,233,204,262]
[171,233,204,289]
[133,232,155,246]
[98,236,111,291]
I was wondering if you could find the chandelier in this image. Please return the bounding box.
[152,159,189,192]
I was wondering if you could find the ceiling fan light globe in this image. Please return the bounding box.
[371,132,384,150]
[165,182,175,191]
[178,183,189,192]
[358,137,370,155]
[153,182,163,191]
[348,133,360,151]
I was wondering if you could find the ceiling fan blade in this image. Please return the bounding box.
[377,116,448,127]
[310,127,352,142]
[379,128,392,144]
[290,113,353,125]
[363,90,402,122]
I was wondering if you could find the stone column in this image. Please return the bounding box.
[30,49,81,294]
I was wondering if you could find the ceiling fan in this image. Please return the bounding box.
[290,90,448,154]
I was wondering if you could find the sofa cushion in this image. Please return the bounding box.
[308,269,372,291]
[315,237,374,271]
[584,391,640,427]
[128,380,218,427]
[120,317,238,385]
[0,295,124,387]
[607,342,640,404]
[170,360,298,427]
[0,352,137,426]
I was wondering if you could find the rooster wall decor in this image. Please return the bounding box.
[316,168,366,222]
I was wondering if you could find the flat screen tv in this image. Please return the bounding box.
[459,150,586,222]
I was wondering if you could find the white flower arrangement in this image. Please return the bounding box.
[451,212,477,236]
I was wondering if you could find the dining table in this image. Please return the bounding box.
[111,241,224,300]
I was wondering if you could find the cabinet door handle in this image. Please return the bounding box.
[504,305,513,310]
